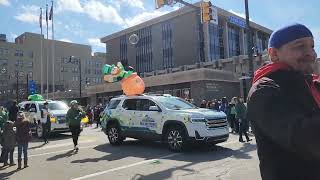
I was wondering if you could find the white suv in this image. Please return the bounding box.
[101,94,229,152]
[18,100,70,138]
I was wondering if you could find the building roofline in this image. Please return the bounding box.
[100,2,272,43]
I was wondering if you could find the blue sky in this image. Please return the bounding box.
[0,0,319,55]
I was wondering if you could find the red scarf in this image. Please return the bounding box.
[253,62,320,108]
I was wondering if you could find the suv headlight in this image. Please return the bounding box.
[190,117,206,123]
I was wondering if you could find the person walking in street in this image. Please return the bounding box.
[66,100,85,151]
[15,112,31,169]
[8,101,18,122]
[235,97,251,143]
[247,24,320,179]
[41,102,51,144]
[1,121,16,167]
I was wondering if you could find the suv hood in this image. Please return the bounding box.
[176,108,226,119]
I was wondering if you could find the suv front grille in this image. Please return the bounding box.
[206,118,228,128]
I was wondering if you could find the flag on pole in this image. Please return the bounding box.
[39,8,42,28]
[46,4,48,24]
[49,3,53,20]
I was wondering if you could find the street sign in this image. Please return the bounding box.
[229,16,246,28]
[28,80,37,95]
[210,6,218,25]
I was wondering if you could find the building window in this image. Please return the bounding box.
[15,60,23,66]
[0,59,8,66]
[228,24,241,57]
[218,25,225,59]
[14,50,23,57]
[26,61,33,67]
[257,31,268,53]
[120,35,128,64]
[28,72,33,79]
[162,21,174,69]
[209,23,220,61]
[135,26,153,73]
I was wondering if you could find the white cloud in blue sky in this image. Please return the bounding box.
[0,0,319,55]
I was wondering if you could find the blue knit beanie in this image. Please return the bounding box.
[268,23,313,49]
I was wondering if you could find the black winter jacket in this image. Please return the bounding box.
[247,70,320,180]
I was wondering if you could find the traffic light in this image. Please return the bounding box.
[201,1,213,23]
[155,0,165,9]
[155,0,174,9]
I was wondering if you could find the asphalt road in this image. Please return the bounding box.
[0,127,261,180]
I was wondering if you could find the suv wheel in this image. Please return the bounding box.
[107,124,123,145]
[166,127,187,152]
[36,124,43,138]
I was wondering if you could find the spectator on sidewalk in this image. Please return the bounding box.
[1,121,16,167]
[15,112,31,169]
[247,24,320,179]
[8,101,18,122]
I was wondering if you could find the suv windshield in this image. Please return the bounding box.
[39,102,69,111]
[153,96,197,110]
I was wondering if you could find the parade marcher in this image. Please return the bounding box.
[1,121,16,167]
[66,100,85,151]
[247,24,320,179]
[15,112,31,169]
[8,101,19,122]
[235,97,251,143]
[41,102,51,144]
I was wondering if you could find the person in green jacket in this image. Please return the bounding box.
[66,100,85,151]
[235,97,252,143]
[0,106,8,163]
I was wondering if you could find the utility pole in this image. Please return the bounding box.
[16,71,18,102]
[79,58,82,99]
[245,0,254,78]
[26,73,29,99]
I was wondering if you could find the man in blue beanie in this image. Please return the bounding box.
[247,23,319,180]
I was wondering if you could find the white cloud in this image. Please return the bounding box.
[88,38,105,48]
[15,5,39,24]
[0,0,10,6]
[83,0,124,25]
[57,0,83,13]
[14,5,52,28]
[109,0,145,10]
[59,38,72,43]
[124,10,170,28]
[228,9,253,21]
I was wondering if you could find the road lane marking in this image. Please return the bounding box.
[33,140,95,151]
[13,145,97,159]
[70,153,180,180]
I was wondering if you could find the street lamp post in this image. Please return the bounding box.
[244,0,254,78]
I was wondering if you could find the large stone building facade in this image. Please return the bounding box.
[0,33,106,105]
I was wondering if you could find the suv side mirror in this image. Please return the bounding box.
[149,106,161,112]
[29,108,36,113]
